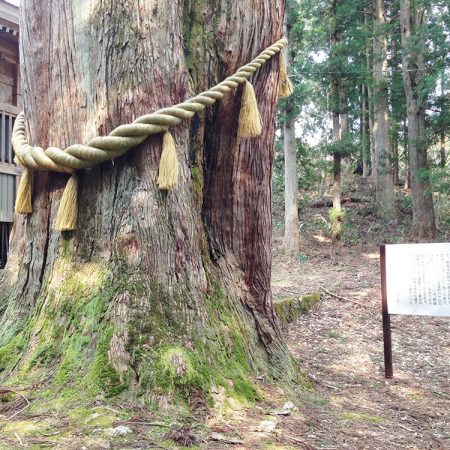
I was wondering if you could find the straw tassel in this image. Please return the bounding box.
[238,80,262,138]
[157,132,179,190]
[15,167,33,214]
[55,173,78,231]
[278,51,294,99]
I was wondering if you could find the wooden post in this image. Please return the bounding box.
[380,245,393,378]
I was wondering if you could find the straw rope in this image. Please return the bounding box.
[12,37,288,173]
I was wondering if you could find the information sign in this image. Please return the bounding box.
[380,243,450,378]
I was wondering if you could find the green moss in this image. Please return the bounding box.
[0,249,294,416]
[0,333,27,370]
[2,420,43,436]
[159,347,195,386]
[132,282,262,406]
[0,260,135,404]
[69,407,119,428]
[191,166,203,200]
[340,412,383,423]
[54,345,82,386]
[274,292,320,324]
[28,342,57,368]
[86,328,128,398]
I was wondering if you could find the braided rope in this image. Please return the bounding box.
[12,37,288,173]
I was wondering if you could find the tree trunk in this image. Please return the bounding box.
[403,119,410,189]
[332,102,342,242]
[0,0,295,409]
[330,0,342,242]
[363,85,370,177]
[373,0,395,218]
[390,32,401,186]
[440,130,446,168]
[365,7,376,182]
[400,0,436,238]
[282,42,300,255]
[361,84,369,177]
[283,112,300,254]
[392,128,400,185]
[440,76,446,168]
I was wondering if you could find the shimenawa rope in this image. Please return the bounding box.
[12,36,293,230]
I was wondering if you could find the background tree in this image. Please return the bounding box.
[282,0,302,255]
[329,0,344,241]
[400,0,436,238]
[372,0,395,217]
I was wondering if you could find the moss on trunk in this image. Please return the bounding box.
[0,0,300,420]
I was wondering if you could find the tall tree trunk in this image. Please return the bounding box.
[363,85,371,177]
[392,128,400,185]
[440,76,446,168]
[366,7,376,182]
[331,0,342,242]
[440,130,446,168]
[0,0,295,408]
[283,110,300,254]
[373,0,395,218]
[360,84,369,177]
[400,0,436,238]
[282,39,300,255]
[403,119,410,189]
[390,33,401,186]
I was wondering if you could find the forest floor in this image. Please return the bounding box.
[268,179,450,450]
[0,179,448,449]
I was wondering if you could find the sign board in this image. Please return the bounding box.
[385,243,450,317]
[380,243,450,378]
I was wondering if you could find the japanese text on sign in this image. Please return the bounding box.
[385,243,450,317]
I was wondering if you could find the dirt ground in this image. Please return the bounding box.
[0,187,448,449]
[270,192,450,450]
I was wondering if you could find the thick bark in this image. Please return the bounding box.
[0,0,294,406]
[400,0,436,238]
[373,0,395,218]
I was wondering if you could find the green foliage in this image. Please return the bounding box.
[430,167,450,226]
[297,253,309,263]
[328,207,346,224]
[325,131,359,158]
[275,0,449,238]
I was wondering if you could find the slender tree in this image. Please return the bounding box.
[361,84,371,177]
[373,0,395,217]
[330,0,342,242]
[400,0,436,238]
[390,33,402,186]
[282,3,301,255]
[365,6,377,183]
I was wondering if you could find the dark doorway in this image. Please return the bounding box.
[0,222,12,269]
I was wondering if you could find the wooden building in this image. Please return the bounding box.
[0,0,20,269]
